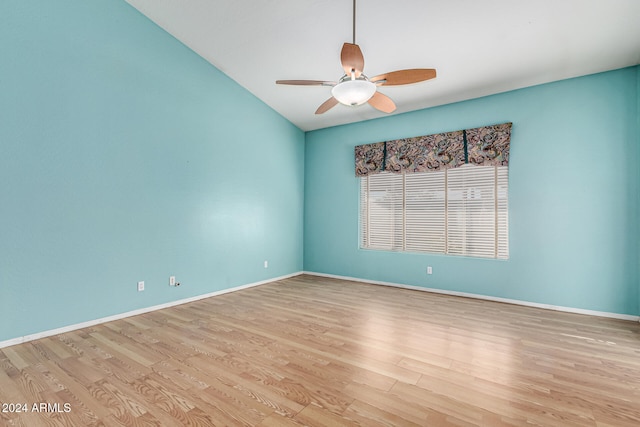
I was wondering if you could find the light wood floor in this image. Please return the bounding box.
[1,275,639,426]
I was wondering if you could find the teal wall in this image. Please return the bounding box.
[305,66,640,316]
[0,1,304,342]
[637,67,640,313]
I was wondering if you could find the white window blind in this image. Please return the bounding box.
[405,171,446,253]
[360,172,403,250]
[360,165,509,259]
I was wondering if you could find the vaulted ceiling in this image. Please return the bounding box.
[125,0,640,131]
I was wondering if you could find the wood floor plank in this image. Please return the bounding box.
[1,274,639,426]
[343,398,423,427]
[256,412,305,427]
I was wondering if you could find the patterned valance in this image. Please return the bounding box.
[355,122,512,177]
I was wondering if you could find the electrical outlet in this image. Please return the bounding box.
[264,260,268,268]
[427,266,433,275]
[169,276,176,286]
[137,281,145,292]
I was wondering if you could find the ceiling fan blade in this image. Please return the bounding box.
[316,96,338,114]
[371,69,437,86]
[315,97,339,115]
[368,92,396,113]
[276,80,335,86]
[341,43,364,77]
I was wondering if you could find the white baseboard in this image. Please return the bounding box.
[0,271,303,350]
[4,270,636,349]
[303,271,640,322]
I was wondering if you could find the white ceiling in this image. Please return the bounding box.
[125,0,640,131]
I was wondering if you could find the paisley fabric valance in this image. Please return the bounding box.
[355,122,512,177]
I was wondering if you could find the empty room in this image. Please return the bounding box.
[1,0,639,426]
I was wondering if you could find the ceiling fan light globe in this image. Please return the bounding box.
[331,79,376,106]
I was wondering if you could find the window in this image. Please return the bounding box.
[360,165,509,259]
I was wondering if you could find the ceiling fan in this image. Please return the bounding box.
[276,0,436,115]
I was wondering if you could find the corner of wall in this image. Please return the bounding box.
[636,65,640,316]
